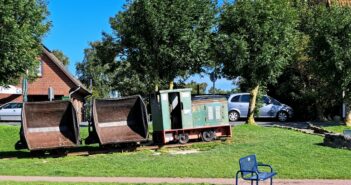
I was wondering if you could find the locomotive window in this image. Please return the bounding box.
[231,95,240,102]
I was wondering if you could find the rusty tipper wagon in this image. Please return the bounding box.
[16,101,80,151]
[151,88,232,144]
[85,95,148,146]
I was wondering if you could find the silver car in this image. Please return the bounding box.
[0,102,22,121]
[227,93,293,122]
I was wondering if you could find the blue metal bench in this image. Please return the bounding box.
[235,154,277,185]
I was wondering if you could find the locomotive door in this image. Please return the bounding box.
[179,90,193,129]
[168,92,182,129]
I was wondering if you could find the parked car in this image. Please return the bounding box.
[0,102,22,122]
[227,93,293,122]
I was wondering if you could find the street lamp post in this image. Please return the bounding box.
[22,71,28,102]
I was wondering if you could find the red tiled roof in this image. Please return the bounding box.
[42,46,91,96]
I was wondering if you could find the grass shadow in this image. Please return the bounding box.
[0,150,31,159]
[310,121,350,134]
[314,142,351,151]
[0,144,141,159]
[310,121,346,127]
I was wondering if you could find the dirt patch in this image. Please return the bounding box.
[152,149,200,155]
[169,149,200,155]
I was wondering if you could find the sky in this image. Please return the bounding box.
[43,0,235,92]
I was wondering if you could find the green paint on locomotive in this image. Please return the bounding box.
[151,88,229,132]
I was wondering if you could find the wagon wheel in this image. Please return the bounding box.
[209,130,217,140]
[30,150,46,157]
[178,133,189,144]
[202,131,214,142]
[50,148,68,156]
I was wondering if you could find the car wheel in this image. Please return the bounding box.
[277,111,288,122]
[228,111,239,122]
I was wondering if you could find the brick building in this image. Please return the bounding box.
[0,46,91,121]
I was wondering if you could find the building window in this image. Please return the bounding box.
[37,61,43,77]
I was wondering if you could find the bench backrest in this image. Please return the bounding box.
[239,154,258,176]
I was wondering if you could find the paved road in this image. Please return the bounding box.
[0,176,349,185]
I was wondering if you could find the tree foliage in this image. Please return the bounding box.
[76,41,113,98]
[269,3,351,123]
[52,49,69,66]
[76,36,155,97]
[219,0,299,124]
[109,0,217,89]
[305,5,351,124]
[176,80,208,95]
[0,0,50,85]
[208,87,232,95]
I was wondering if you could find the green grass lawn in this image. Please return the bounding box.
[322,125,350,134]
[0,124,350,179]
[310,121,351,134]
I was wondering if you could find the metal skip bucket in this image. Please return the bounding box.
[86,95,148,145]
[21,101,80,151]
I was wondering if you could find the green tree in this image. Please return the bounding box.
[110,61,155,96]
[52,50,69,66]
[76,41,112,98]
[176,80,208,95]
[0,0,50,85]
[219,0,299,124]
[304,5,351,126]
[77,36,154,97]
[109,0,217,90]
[208,87,231,95]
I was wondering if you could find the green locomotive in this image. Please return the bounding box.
[151,88,232,144]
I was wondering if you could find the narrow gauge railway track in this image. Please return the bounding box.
[67,140,226,157]
[1,140,227,159]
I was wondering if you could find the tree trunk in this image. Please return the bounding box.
[169,80,174,90]
[246,85,259,125]
[345,109,351,127]
[315,103,326,121]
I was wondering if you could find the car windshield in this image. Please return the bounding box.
[1,103,12,109]
[269,97,282,105]
[0,103,22,109]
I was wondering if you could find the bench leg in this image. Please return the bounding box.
[270,177,273,185]
[235,171,240,185]
[251,180,253,185]
[256,180,259,185]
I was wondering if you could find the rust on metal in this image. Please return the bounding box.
[191,99,227,106]
[88,95,148,145]
[22,101,80,150]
